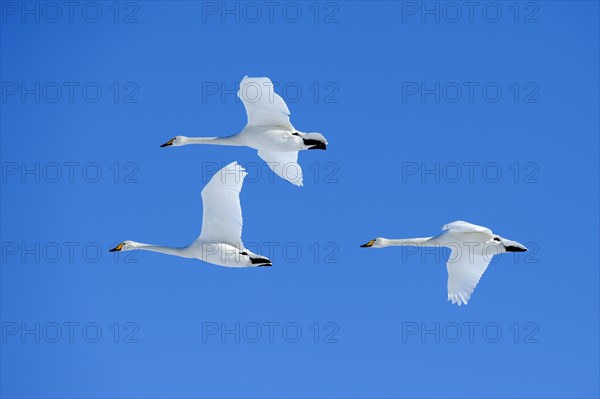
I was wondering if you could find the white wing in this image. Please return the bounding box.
[443,220,493,236]
[238,76,294,130]
[198,162,247,245]
[446,251,492,306]
[257,149,303,187]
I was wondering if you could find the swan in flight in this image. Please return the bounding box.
[160,76,328,187]
[109,162,272,267]
[360,221,528,306]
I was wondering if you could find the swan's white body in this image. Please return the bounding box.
[361,221,528,306]
[110,162,272,268]
[161,76,328,187]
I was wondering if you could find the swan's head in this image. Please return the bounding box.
[492,236,528,253]
[160,136,188,147]
[360,238,385,248]
[109,241,137,252]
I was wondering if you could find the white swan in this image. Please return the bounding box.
[360,221,528,306]
[160,76,328,187]
[109,162,272,267]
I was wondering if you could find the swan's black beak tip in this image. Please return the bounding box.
[160,138,175,148]
[361,240,375,248]
[109,243,124,252]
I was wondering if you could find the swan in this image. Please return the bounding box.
[360,221,528,306]
[109,162,272,267]
[160,76,328,187]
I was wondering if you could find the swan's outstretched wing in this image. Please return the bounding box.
[443,221,493,236]
[198,162,247,245]
[257,149,303,187]
[446,251,492,306]
[238,76,294,130]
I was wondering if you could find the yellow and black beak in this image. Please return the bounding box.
[360,240,375,248]
[160,138,175,148]
[109,243,125,252]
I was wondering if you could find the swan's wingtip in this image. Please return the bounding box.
[448,293,469,306]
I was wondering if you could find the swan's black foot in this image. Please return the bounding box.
[293,132,327,150]
[308,142,327,150]
[250,256,272,266]
[301,137,327,150]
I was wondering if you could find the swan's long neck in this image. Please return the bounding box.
[379,237,434,247]
[129,242,194,258]
[184,135,244,146]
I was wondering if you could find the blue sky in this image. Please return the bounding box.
[1,1,598,398]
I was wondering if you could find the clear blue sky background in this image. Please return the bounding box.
[1,1,599,398]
